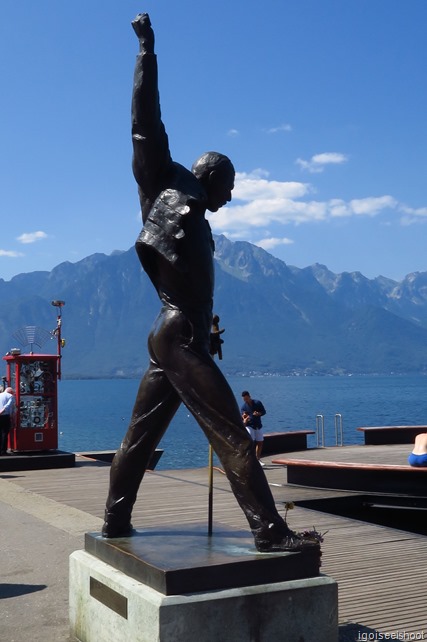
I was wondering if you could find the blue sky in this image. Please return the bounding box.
[1,0,426,283]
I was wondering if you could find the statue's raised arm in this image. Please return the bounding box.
[131,13,172,221]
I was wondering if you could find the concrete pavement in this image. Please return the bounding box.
[0,477,103,642]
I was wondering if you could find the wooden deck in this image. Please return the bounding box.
[2,444,427,639]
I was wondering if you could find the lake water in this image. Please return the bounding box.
[57,374,427,470]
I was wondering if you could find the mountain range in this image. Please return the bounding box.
[2,235,427,377]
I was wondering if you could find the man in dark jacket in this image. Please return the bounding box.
[102,13,318,553]
[241,391,266,463]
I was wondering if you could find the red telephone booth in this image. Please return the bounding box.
[3,353,60,452]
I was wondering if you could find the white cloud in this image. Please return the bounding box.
[241,168,270,179]
[210,195,326,233]
[266,123,292,134]
[208,170,402,236]
[327,196,398,219]
[349,196,397,216]
[313,152,348,165]
[398,204,427,225]
[255,237,294,250]
[227,128,240,137]
[296,152,348,173]
[0,249,24,257]
[328,199,350,218]
[233,171,310,201]
[17,231,48,244]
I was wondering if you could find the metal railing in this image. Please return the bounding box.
[315,413,344,446]
[316,414,325,447]
[334,413,343,446]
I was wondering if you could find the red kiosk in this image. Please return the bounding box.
[2,301,65,453]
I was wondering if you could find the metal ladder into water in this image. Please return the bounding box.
[315,413,343,446]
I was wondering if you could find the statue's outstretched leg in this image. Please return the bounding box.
[103,358,181,537]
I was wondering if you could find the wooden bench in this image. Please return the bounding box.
[272,458,427,496]
[357,426,427,445]
[262,431,315,455]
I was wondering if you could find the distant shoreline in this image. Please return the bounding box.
[60,371,427,381]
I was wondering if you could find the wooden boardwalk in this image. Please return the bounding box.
[2,444,427,639]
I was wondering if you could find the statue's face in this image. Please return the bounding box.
[206,168,235,212]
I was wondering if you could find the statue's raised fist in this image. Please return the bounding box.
[132,13,155,53]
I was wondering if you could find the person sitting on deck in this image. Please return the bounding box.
[408,433,427,467]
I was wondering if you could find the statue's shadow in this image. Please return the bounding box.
[0,582,47,599]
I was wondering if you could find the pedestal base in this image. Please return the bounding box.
[70,550,337,642]
[84,524,322,594]
[71,524,336,641]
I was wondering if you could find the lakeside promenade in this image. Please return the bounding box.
[1,446,427,641]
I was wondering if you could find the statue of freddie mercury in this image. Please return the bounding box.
[102,13,319,553]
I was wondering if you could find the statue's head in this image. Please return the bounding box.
[191,152,235,212]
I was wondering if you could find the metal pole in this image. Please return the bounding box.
[334,413,343,446]
[56,312,62,380]
[51,301,65,380]
[208,444,213,536]
[316,414,325,447]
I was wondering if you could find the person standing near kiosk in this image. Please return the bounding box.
[0,387,15,455]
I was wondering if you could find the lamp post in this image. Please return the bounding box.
[51,300,65,380]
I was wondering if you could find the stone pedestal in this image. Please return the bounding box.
[69,524,338,642]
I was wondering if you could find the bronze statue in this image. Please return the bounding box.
[209,314,225,360]
[102,13,318,553]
